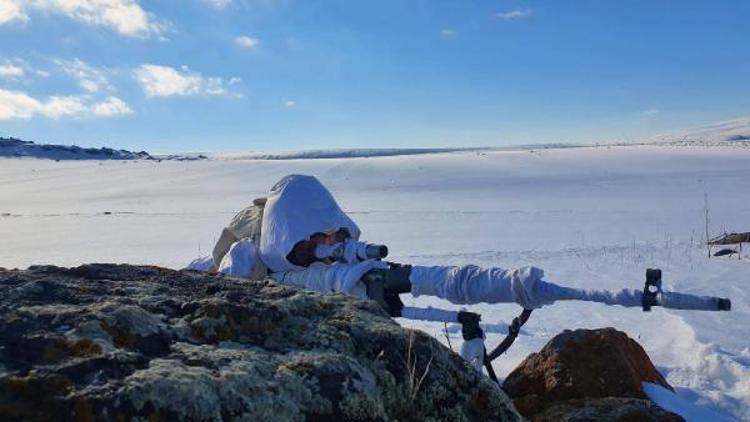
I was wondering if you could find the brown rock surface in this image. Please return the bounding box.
[0,264,522,422]
[503,327,681,421]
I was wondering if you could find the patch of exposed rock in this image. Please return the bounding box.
[0,264,520,421]
[503,327,682,421]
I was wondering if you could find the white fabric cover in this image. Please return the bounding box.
[218,239,258,278]
[410,264,644,309]
[185,256,214,272]
[460,338,486,371]
[259,175,361,273]
[270,260,387,299]
[409,265,552,308]
[314,240,369,264]
[546,285,642,307]
[400,306,459,323]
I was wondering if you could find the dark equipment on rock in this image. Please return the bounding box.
[713,248,738,257]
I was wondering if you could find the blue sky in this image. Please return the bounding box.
[1,0,748,152]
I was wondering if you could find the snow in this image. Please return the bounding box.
[644,382,733,422]
[1,144,749,419]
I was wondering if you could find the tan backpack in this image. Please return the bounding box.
[211,197,268,279]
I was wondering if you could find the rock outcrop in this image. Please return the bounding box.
[0,137,152,160]
[0,137,206,161]
[0,264,520,421]
[503,328,681,421]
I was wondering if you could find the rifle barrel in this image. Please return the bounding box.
[657,291,731,311]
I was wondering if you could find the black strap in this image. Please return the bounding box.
[486,309,533,362]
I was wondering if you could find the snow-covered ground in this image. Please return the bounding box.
[1,145,749,419]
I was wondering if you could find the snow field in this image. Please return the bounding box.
[1,145,749,419]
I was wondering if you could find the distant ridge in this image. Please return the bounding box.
[0,137,206,161]
[213,144,580,160]
[4,116,748,162]
[647,116,750,147]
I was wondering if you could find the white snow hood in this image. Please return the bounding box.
[259,174,361,273]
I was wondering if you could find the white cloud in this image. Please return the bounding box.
[0,88,131,120]
[203,0,231,10]
[43,95,88,118]
[235,35,259,49]
[0,63,24,78]
[0,58,52,80]
[134,64,240,98]
[440,29,456,38]
[284,100,295,107]
[91,96,132,116]
[0,0,28,25]
[21,0,166,38]
[0,89,40,119]
[53,58,114,93]
[641,108,660,117]
[496,8,533,19]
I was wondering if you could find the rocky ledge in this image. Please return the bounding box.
[0,264,520,421]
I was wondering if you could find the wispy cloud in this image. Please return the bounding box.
[0,62,25,79]
[134,64,242,98]
[0,58,50,81]
[284,100,295,107]
[495,8,533,19]
[203,0,231,10]
[0,89,132,120]
[4,0,167,38]
[90,96,132,116]
[641,108,660,117]
[53,58,114,93]
[440,28,456,38]
[0,0,28,25]
[235,35,260,49]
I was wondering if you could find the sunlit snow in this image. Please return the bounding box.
[1,144,748,419]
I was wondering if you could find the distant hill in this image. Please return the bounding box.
[4,116,748,162]
[212,144,581,160]
[0,137,206,161]
[648,117,750,147]
[0,137,152,160]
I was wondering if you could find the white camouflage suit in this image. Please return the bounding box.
[212,174,642,310]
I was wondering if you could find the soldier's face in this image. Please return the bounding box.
[287,231,337,267]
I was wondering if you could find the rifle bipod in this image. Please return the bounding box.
[641,268,731,312]
[458,309,533,384]
[362,266,534,385]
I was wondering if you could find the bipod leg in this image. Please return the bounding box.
[483,350,499,385]
[487,309,533,362]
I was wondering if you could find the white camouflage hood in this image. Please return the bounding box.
[259,175,361,273]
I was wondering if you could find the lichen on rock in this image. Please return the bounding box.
[0,264,521,421]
